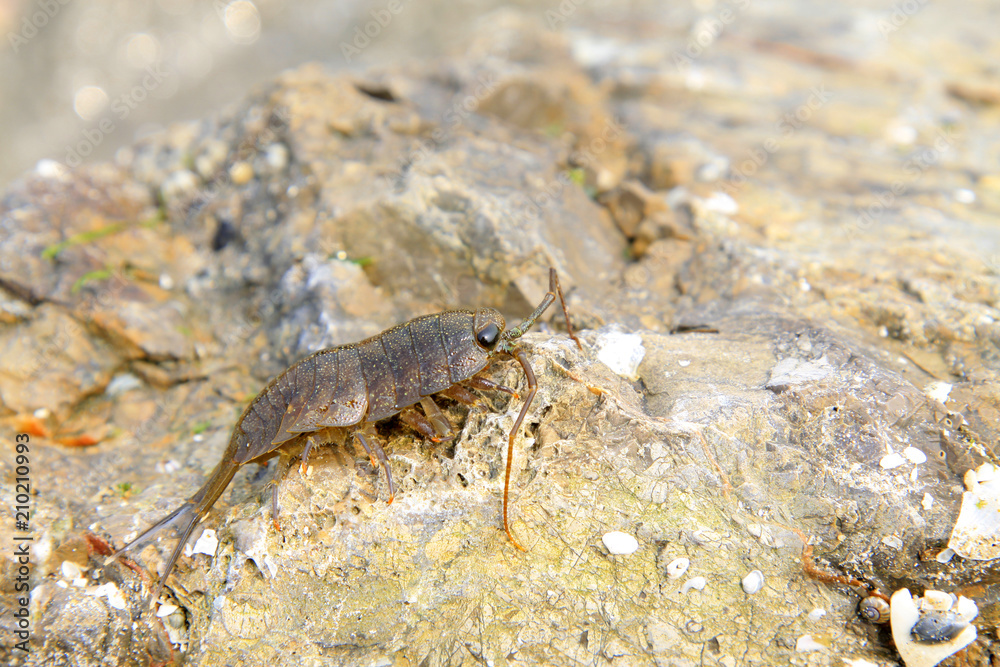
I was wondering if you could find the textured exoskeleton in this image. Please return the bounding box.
[107,268,580,603]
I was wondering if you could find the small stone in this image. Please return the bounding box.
[602,531,638,555]
[807,608,827,621]
[903,447,927,464]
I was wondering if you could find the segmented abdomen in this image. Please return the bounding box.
[230,310,492,464]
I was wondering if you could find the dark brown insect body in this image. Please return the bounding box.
[108,269,579,602]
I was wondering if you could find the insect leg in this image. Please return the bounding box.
[355,427,396,504]
[549,268,582,350]
[465,375,519,398]
[502,347,537,552]
[401,408,448,442]
[441,385,479,406]
[269,449,295,530]
[419,396,453,439]
[298,434,320,476]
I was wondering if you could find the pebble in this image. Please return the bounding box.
[903,447,927,464]
[602,531,638,555]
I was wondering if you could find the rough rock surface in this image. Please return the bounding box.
[2,7,1000,667]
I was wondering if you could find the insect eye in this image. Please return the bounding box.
[476,322,501,349]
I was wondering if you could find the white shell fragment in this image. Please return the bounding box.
[924,381,953,403]
[741,569,764,594]
[156,603,179,618]
[193,529,219,556]
[766,357,832,390]
[948,462,1000,560]
[595,330,645,381]
[680,576,707,593]
[922,494,934,510]
[88,582,127,610]
[890,588,977,667]
[882,535,903,550]
[880,452,907,469]
[795,634,827,652]
[935,548,955,564]
[665,557,690,579]
[602,531,639,555]
[807,608,827,621]
[903,447,927,464]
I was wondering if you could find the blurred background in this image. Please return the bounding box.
[3,0,996,189]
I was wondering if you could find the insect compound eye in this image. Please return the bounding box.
[476,322,501,349]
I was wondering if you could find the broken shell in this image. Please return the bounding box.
[920,590,954,612]
[880,452,907,469]
[890,588,978,667]
[741,569,764,594]
[948,462,1000,560]
[859,596,890,624]
[665,557,690,579]
[602,531,639,555]
[680,576,707,593]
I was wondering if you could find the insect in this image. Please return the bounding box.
[106,268,581,603]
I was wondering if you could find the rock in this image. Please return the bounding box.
[2,7,999,667]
